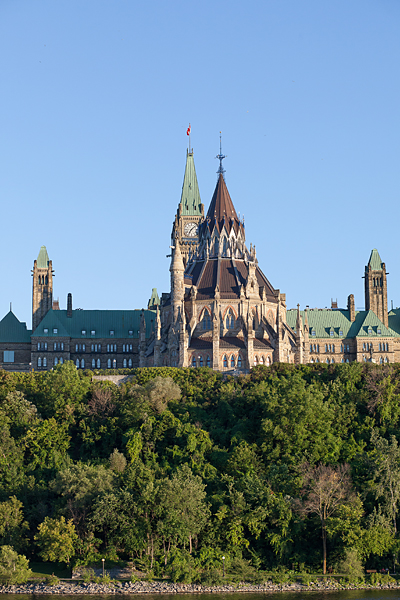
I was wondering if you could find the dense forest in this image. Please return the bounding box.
[1,361,400,581]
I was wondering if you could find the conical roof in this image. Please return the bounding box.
[37,246,50,268]
[179,151,202,216]
[366,248,383,271]
[201,174,245,238]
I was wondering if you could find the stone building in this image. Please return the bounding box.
[1,145,400,372]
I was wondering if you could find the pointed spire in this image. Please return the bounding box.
[366,248,384,271]
[215,132,226,177]
[170,239,184,273]
[179,150,202,216]
[202,173,245,239]
[37,245,50,268]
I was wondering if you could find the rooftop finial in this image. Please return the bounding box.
[215,132,226,177]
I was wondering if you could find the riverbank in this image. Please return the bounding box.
[1,578,400,595]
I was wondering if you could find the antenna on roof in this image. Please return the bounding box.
[10,302,12,312]
[215,132,226,178]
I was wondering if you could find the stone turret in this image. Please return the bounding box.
[364,249,388,326]
[32,246,53,331]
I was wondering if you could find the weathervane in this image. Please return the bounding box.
[215,132,226,177]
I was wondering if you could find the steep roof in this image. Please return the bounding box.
[201,174,245,238]
[0,311,31,343]
[148,288,160,310]
[366,248,383,271]
[37,246,50,268]
[286,308,398,339]
[32,309,156,339]
[179,151,202,216]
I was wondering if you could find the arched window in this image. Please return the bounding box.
[267,356,271,366]
[123,344,126,353]
[380,356,383,364]
[191,355,196,367]
[310,344,313,352]
[226,309,235,330]
[97,359,101,368]
[254,356,258,366]
[385,356,389,364]
[38,357,42,367]
[223,355,228,368]
[99,344,101,352]
[310,358,314,363]
[331,358,335,363]
[332,344,335,353]
[199,356,204,367]
[346,358,349,363]
[317,344,320,353]
[113,359,117,369]
[202,311,211,330]
[60,357,63,365]
[123,359,127,368]
[230,355,235,368]
[107,344,110,352]
[107,359,111,368]
[326,358,329,364]
[92,359,95,368]
[325,344,328,352]
[206,355,211,367]
[315,358,319,363]
[341,358,344,363]
[81,359,85,369]
[128,358,132,368]
[238,355,242,368]
[76,359,79,368]
[54,357,58,366]
[61,342,64,351]
[43,357,46,367]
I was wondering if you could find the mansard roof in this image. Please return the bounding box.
[179,151,202,216]
[32,309,155,339]
[366,248,384,271]
[37,246,50,268]
[184,257,277,301]
[199,174,245,238]
[286,308,398,339]
[0,311,31,343]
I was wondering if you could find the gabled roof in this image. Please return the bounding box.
[179,151,202,216]
[37,246,50,268]
[32,309,156,339]
[0,311,31,343]
[366,248,383,271]
[286,308,399,339]
[201,174,245,238]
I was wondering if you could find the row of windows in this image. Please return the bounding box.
[72,343,134,353]
[310,344,351,353]
[202,309,237,331]
[37,357,134,369]
[309,356,390,365]
[38,275,48,285]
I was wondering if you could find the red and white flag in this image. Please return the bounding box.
[187,124,191,136]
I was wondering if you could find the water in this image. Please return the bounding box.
[2,592,400,600]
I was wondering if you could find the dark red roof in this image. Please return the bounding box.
[199,174,245,238]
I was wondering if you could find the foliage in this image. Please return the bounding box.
[334,548,364,578]
[0,545,32,585]
[370,571,396,585]
[35,516,78,564]
[3,362,400,575]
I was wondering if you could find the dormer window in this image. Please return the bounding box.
[368,328,372,335]
[377,328,381,334]
[81,330,86,336]
[311,330,316,337]
[53,328,58,334]
[330,330,334,337]
[44,328,48,334]
[128,330,133,336]
[339,330,343,336]
[110,330,114,337]
[91,330,95,336]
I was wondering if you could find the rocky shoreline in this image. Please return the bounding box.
[1,579,400,595]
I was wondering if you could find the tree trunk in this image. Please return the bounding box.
[322,520,327,575]
[189,534,192,554]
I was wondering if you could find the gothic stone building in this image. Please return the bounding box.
[1,148,400,372]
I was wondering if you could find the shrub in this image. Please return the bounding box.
[370,572,396,585]
[0,546,32,585]
[270,567,291,585]
[45,574,60,586]
[81,567,95,583]
[201,568,224,586]
[335,549,364,579]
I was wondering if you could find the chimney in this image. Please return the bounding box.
[67,293,73,318]
[347,294,355,322]
[331,299,338,309]
[52,298,60,310]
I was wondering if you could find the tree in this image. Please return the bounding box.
[296,463,353,574]
[24,418,70,472]
[0,496,28,552]
[369,430,400,534]
[0,545,32,585]
[35,516,78,564]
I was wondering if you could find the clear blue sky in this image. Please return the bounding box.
[1,0,400,328]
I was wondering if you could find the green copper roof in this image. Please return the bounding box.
[367,248,383,271]
[287,308,398,339]
[32,309,156,339]
[180,151,202,216]
[148,288,160,310]
[37,246,50,269]
[0,311,32,343]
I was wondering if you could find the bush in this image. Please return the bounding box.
[81,567,95,583]
[201,568,224,586]
[335,549,364,579]
[270,567,291,585]
[228,557,262,583]
[45,574,60,586]
[370,572,396,585]
[0,546,32,585]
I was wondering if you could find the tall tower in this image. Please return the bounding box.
[364,248,388,326]
[32,246,54,331]
[171,150,204,265]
